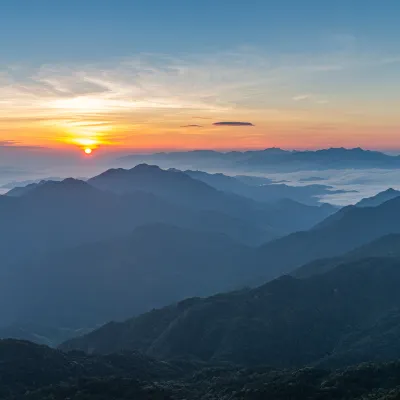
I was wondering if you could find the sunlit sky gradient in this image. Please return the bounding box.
[1,0,400,156]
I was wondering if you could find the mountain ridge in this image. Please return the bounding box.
[59,256,400,368]
[118,147,400,171]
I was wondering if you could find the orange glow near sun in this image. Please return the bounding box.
[84,148,92,154]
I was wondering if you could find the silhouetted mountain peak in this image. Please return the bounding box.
[383,188,397,194]
[130,163,163,173]
[23,178,98,201]
[260,147,288,154]
[357,188,400,207]
[93,168,129,179]
[60,178,87,186]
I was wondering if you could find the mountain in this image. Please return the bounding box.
[0,177,62,190]
[0,224,257,328]
[293,233,400,279]
[6,340,400,400]
[0,178,183,265]
[254,195,400,279]
[0,177,270,268]
[88,164,280,237]
[317,309,400,368]
[60,257,400,368]
[356,188,400,207]
[184,169,338,231]
[0,323,91,347]
[0,339,181,399]
[88,164,216,204]
[184,169,342,206]
[3,175,400,329]
[118,147,400,172]
[89,164,336,235]
[5,180,49,197]
[10,190,398,329]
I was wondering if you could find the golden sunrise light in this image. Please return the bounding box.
[84,148,92,154]
[1,3,400,154]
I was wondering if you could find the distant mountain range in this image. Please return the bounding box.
[183,169,345,206]
[118,147,400,172]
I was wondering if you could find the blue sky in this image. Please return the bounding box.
[2,0,399,62]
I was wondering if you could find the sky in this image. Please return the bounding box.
[1,0,400,163]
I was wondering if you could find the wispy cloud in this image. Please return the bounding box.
[292,94,329,104]
[0,45,399,149]
[0,140,19,146]
[292,94,312,102]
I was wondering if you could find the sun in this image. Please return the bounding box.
[84,148,92,155]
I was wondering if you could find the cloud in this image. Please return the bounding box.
[0,140,19,146]
[0,140,47,150]
[0,45,396,149]
[292,94,312,102]
[180,124,203,128]
[292,94,329,104]
[213,121,254,126]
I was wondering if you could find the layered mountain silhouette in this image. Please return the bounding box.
[254,195,400,279]
[184,169,342,206]
[88,164,336,234]
[293,233,400,279]
[61,256,400,368]
[0,224,256,328]
[356,188,400,207]
[5,180,49,197]
[7,200,400,329]
[0,175,272,268]
[0,178,204,264]
[3,167,400,330]
[119,147,400,171]
[0,165,341,271]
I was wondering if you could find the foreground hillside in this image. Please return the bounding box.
[3,339,400,400]
[0,339,182,399]
[61,256,400,368]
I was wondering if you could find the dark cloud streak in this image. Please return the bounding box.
[213,121,254,126]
